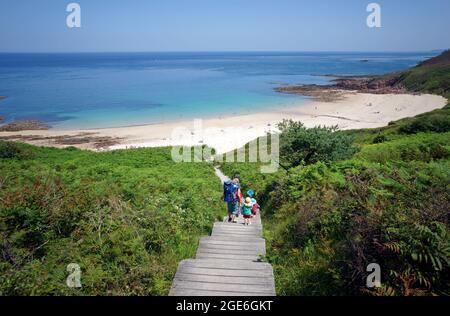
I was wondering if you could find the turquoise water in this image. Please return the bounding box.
[0,52,437,129]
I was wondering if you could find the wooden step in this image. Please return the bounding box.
[170,259,275,296]
[170,213,275,296]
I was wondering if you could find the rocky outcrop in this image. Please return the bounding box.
[274,85,350,102]
[333,75,407,94]
[0,120,50,132]
[276,74,407,101]
[276,50,450,100]
[0,132,123,149]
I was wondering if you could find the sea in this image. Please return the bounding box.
[0,51,438,129]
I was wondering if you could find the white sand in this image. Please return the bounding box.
[0,93,446,154]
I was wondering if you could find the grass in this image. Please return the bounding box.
[0,144,223,295]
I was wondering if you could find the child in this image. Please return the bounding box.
[246,190,260,218]
[241,197,253,226]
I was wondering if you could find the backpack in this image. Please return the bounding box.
[251,200,260,215]
[223,180,238,202]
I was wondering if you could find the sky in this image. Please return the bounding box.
[0,0,449,52]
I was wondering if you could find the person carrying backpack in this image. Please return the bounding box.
[223,177,241,223]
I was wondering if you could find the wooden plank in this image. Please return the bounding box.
[197,253,260,261]
[176,266,274,278]
[170,288,267,296]
[199,241,266,255]
[212,230,261,237]
[213,225,262,231]
[212,228,262,233]
[196,250,261,260]
[174,273,274,286]
[197,247,261,256]
[180,259,272,271]
[198,245,265,255]
[200,236,266,247]
[213,226,261,233]
[199,240,265,249]
[210,233,264,241]
[170,280,275,295]
[221,220,262,225]
[208,234,264,240]
[215,221,262,227]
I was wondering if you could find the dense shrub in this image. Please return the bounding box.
[0,141,34,159]
[265,160,450,296]
[278,120,358,167]
[372,134,387,144]
[356,132,450,163]
[399,114,450,134]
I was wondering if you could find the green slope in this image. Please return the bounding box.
[220,50,450,296]
[0,144,223,295]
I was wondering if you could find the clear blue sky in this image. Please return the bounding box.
[0,0,449,52]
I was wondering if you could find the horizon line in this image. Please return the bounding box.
[0,49,447,54]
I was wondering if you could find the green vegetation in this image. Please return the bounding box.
[220,50,450,296]
[221,128,450,296]
[278,120,357,168]
[397,49,450,97]
[1,50,449,296]
[0,144,222,295]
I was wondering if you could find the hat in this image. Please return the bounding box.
[247,190,254,198]
[244,197,252,207]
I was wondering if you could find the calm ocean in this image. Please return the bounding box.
[0,51,437,129]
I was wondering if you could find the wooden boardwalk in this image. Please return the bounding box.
[169,214,276,296]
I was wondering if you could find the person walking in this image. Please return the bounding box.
[241,197,253,226]
[224,177,241,223]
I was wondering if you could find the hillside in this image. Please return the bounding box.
[0,144,222,295]
[276,49,450,99]
[396,49,450,96]
[220,51,450,296]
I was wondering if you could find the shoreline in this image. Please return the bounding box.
[0,92,447,154]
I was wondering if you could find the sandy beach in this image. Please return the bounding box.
[0,92,447,154]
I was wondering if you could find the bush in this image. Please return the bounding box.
[0,141,33,159]
[399,114,450,134]
[278,120,358,167]
[372,134,387,144]
[356,132,450,163]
